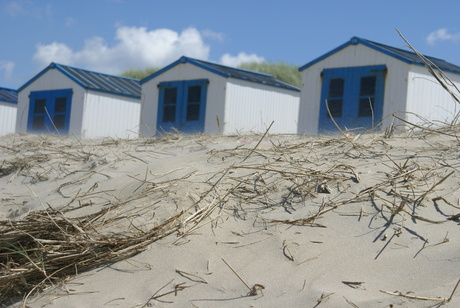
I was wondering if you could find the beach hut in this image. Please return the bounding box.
[139,56,300,136]
[16,63,141,139]
[298,36,460,135]
[0,87,18,136]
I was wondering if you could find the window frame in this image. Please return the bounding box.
[157,79,208,133]
[319,65,386,132]
[27,89,73,134]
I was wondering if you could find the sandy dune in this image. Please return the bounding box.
[1,128,459,307]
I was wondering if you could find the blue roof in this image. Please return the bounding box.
[0,87,18,104]
[18,63,141,99]
[299,36,460,75]
[141,56,300,92]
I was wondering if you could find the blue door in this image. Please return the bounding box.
[27,89,72,134]
[157,79,208,134]
[319,65,386,133]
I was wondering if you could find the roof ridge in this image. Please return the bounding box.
[300,36,460,75]
[18,62,141,99]
[188,57,273,78]
[358,37,446,62]
[141,56,300,91]
[52,62,141,81]
[0,86,17,92]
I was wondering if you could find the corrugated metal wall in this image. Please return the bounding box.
[82,91,141,139]
[405,65,460,126]
[0,102,17,136]
[299,44,410,135]
[224,79,300,134]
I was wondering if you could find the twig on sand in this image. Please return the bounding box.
[325,99,359,148]
[414,171,454,207]
[314,292,334,307]
[343,296,360,308]
[392,114,458,137]
[282,241,295,261]
[342,281,365,289]
[380,278,460,303]
[413,238,429,258]
[374,228,402,260]
[176,269,207,284]
[141,279,188,306]
[221,258,264,296]
[242,120,274,162]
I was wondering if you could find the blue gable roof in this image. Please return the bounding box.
[299,36,460,75]
[18,63,141,99]
[0,87,18,104]
[141,56,300,92]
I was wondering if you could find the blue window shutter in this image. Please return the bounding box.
[27,89,73,134]
[157,79,208,134]
[319,65,386,133]
[157,81,182,133]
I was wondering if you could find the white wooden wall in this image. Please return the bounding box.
[224,79,300,134]
[0,102,17,136]
[82,91,141,139]
[405,65,460,126]
[298,44,411,135]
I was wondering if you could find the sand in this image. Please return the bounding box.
[1,128,459,307]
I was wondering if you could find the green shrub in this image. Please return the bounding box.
[121,67,160,80]
[238,62,301,87]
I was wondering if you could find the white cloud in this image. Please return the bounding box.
[32,25,266,74]
[220,52,265,67]
[33,42,74,64]
[6,0,27,16]
[65,16,76,27]
[426,28,460,46]
[201,29,225,41]
[0,61,15,80]
[6,0,52,19]
[33,26,211,74]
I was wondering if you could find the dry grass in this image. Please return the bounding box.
[1,124,460,306]
[0,205,182,303]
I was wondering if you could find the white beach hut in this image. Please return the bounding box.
[16,63,141,139]
[0,87,18,136]
[298,36,460,135]
[139,56,300,136]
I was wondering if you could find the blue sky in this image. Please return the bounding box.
[1,0,460,89]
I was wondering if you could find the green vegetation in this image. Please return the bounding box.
[120,62,302,87]
[238,62,301,87]
[121,67,160,80]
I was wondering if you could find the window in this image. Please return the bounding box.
[32,98,47,130]
[54,96,69,129]
[358,76,376,117]
[326,78,344,118]
[186,85,201,121]
[162,88,178,122]
[34,98,46,113]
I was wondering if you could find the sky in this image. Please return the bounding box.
[1,0,460,89]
